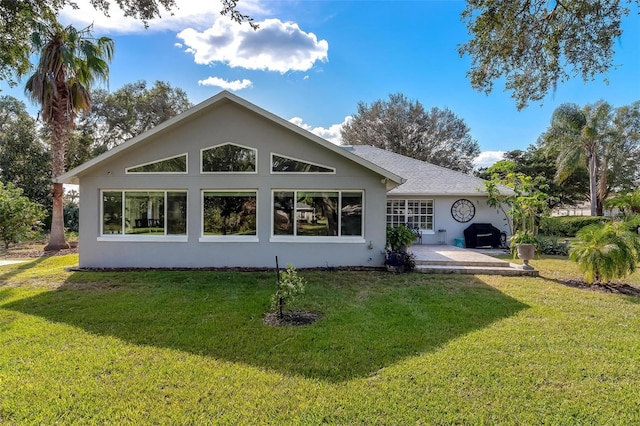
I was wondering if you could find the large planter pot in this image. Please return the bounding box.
[385,264,405,273]
[516,243,536,270]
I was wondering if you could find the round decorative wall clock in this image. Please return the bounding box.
[451,199,475,223]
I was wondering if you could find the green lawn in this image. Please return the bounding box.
[1,255,640,424]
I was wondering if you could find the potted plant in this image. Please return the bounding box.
[510,230,539,269]
[386,225,416,253]
[385,226,417,272]
[484,164,553,271]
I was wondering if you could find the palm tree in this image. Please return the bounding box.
[570,221,640,284]
[24,21,113,250]
[542,102,613,216]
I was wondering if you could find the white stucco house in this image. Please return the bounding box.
[57,91,507,269]
[346,145,509,246]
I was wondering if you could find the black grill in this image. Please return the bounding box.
[463,223,502,248]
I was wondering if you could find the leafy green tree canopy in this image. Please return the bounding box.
[83,80,193,154]
[0,0,254,85]
[539,100,640,216]
[0,181,46,250]
[460,0,639,109]
[0,95,51,209]
[476,145,589,208]
[483,160,553,237]
[341,93,480,174]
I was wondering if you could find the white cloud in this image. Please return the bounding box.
[289,116,352,145]
[57,1,328,75]
[474,151,505,169]
[198,77,253,91]
[178,18,328,73]
[58,0,267,34]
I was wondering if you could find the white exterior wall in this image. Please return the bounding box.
[76,101,389,268]
[386,195,509,245]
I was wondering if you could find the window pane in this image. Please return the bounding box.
[404,200,434,231]
[127,155,186,173]
[341,192,363,236]
[202,145,256,172]
[296,192,339,236]
[103,192,122,234]
[386,200,405,227]
[167,192,187,235]
[203,192,257,235]
[272,154,334,173]
[407,200,420,228]
[273,191,294,235]
[125,192,165,235]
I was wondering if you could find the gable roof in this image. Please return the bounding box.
[345,145,499,196]
[56,91,404,187]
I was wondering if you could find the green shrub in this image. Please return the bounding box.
[64,203,79,232]
[540,216,610,237]
[569,221,640,284]
[624,214,640,233]
[538,236,569,256]
[0,182,46,249]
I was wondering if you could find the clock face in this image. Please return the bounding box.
[451,199,475,223]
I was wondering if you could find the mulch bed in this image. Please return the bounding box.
[556,279,640,297]
[263,311,322,327]
[1,247,79,259]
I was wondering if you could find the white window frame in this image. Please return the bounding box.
[98,189,188,242]
[386,199,434,233]
[270,153,336,174]
[199,190,259,243]
[125,153,188,174]
[200,142,258,174]
[270,189,365,243]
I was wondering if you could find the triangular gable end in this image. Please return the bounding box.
[56,91,405,187]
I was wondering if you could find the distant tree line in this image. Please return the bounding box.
[341,93,480,174]
[476,100,640,216]
[0,80,192,227]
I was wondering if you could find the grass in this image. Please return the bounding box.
[1,254,640,424]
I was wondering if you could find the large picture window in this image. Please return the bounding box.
[273,190,363,238]
[201,143,256,173]
[386,199,433,231]
[101,191,187,237]
[202,191,257,238]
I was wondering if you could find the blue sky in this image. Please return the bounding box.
[2,0,639,168]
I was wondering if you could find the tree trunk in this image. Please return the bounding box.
[45,119,69,251]
[44,182,69,251]
[596,157,608,217]
[587,152,598,216]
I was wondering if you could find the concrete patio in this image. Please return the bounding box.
[409,245,539,276]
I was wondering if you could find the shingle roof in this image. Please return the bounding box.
[345,145,494,196]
